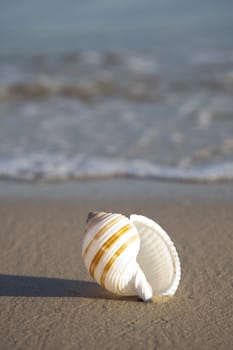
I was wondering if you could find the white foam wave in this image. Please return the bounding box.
[0,154,233,183]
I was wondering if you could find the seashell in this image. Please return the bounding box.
[82,211,181,302]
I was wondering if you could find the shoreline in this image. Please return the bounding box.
[0,178,233,201]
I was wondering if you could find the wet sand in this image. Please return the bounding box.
[0,180,232,349]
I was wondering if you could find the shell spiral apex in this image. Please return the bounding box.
[82,211,181,302]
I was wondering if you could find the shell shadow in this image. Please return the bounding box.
[0,274,139,301]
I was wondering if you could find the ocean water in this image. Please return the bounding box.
[0,0,233,182]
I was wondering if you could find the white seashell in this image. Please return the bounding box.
[82,212,181,302]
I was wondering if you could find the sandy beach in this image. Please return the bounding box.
[0,180,232,349]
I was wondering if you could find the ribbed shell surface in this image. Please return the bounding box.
[82,212,140,294]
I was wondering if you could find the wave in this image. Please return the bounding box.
[1,76,232,103]
[0,76,163,102]
[0,154,233,183]
[1,49,233,103]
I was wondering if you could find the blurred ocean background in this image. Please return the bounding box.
[0,0,233,182]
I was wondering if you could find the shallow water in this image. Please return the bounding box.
[0,1,233,182]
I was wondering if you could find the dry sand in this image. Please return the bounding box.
[0,180,232,349]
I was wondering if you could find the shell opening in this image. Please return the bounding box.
[130,214,181,297]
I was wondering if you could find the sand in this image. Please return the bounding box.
[0,180,232,349]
